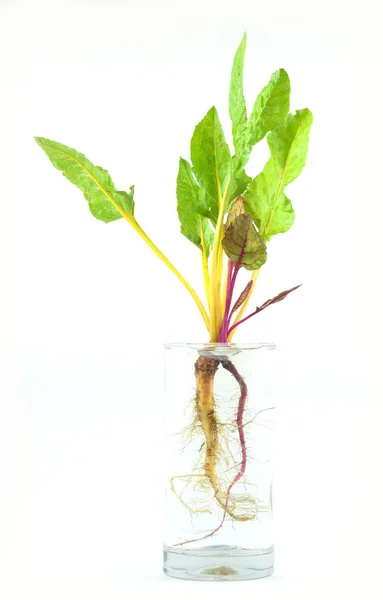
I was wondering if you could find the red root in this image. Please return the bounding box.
[221,359,248,497]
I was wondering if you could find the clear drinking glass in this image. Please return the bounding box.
[163,342,276,581]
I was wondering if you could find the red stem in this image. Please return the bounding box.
[227,305,262,336]
[219,263,231,342]
[219,260,240,342]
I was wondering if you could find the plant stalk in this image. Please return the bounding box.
[209,177,231,341]
[130,219,210,330]
[199,218,211,312]
[228,268,260,340]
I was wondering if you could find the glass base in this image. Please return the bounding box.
[163,544,274,581]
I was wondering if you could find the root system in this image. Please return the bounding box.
[172,353,263,546]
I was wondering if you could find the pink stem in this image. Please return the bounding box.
[227,306,266,335]
[224,260,234,316]
[228,283,302,336]
[219,261,240,342]
[227,305,262,336]
[227,298,238,328]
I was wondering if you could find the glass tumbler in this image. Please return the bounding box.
[163,343,276,581]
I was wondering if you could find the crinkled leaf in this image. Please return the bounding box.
[176,157,214,255]
[190,107,232,222]
[225,195,245,229]
[35,137,135,223]
[244,109,313,240]
[222,213,267,271]
[228,284,301,334]
[234,69,290,175]
[229,33,247,156]
[257,284,301,312]
[232,280,253,312]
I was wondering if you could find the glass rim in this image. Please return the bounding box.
[164,342,276,350]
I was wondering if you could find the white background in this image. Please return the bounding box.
[1,0,383,598]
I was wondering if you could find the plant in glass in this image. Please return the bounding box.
[35,33,312,580]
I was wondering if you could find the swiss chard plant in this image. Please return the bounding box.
[35,34,312,544]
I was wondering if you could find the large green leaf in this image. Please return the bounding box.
[35,137,135,223]
[190,107,232,222]
[222,213,267,270]
[244,108,313,241]
[228,170,252,206]
[176,157,214,255]
[194,186,217,224]
[244,157,295,239]
[267,108,313,185]
[229,33,247,157]
[234,69,290,175]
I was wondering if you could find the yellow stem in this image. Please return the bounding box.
[228,269,260,341]
[43,143,210,331]
[202,252,211,312]
[221,256,229,308]
[209,177,231,341]
[199,218,211,312]
[216,241,224,323]
[130,219,210,330]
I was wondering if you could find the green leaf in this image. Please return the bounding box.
[244,157,295,240]
[248,69,291,146]
[267,108,313,185]
[190,107,232,222]
[244,108,313,241]
[176,158,214,255]
[222,213,267,271]
[229,33,247,156]
[187,185,218,226]
[234,69,291,175]
[35,137,135,223]
[228,170,252,205]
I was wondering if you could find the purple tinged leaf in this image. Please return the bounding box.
[257,284,302,311]
[228,283,302,335]
[222,213,267,271]
[225,195,245,229]
[232,280,253,313]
